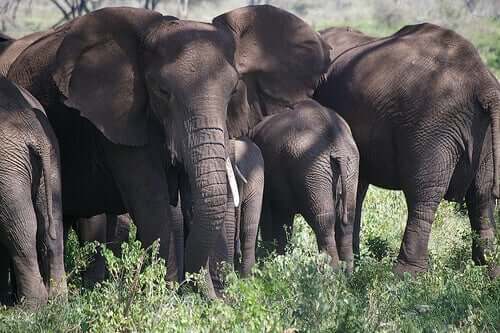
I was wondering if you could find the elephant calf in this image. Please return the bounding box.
[216,138,264,279]
[250,99,360,271]
[68,214,131,287]
[169,138,264,292]
[0,76,66,307]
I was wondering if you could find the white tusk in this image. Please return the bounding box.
[226,157,240,207]
[234,164,248,184]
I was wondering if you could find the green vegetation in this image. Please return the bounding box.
[1,187,498,332]
[1,1,499,331]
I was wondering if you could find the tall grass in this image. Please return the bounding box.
[0,2,499,331]
[1,187,498,332]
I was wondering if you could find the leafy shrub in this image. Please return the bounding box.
[1,187,498,332]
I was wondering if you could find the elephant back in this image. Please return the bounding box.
[0,30,54,77]
[5,26,69,108]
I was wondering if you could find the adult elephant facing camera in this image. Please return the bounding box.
[314,24,500,277]
[2,6,330,296]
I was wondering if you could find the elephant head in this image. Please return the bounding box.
[51,6,330,285]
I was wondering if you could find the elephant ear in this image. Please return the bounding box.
[213,5,331,109]
[0,76,44,113]
[16,84,45,114]
[227,80,257,138]
[52,7,170,146]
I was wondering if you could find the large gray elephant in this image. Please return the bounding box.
[314,24,500,277]
[0,6,330,296]
[169,137,264,292]
[0,76,66,307]
[250,99,360,271]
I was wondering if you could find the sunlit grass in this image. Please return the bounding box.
[1,187,498,332]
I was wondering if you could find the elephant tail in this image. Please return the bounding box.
[331,153,359,227]
[38,140,58,241]
[30,119,61,242]
[480,73,500,199]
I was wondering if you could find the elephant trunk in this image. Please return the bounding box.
[481,74,500,198]
[182,113,233,296]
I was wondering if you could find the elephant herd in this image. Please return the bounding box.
[0,5,498,307]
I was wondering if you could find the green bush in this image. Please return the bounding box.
[1,187,498,332]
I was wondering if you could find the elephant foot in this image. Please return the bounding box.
[0,291,14,306]
[48,277,68,301]
[18,288,48,309]
[392,260,427,278]
[337,246,354,275]
[488,265,500,279]
[341,260,354,275]
[82,256,106,288]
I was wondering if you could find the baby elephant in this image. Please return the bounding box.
[251,99,359,271]
[218,138,264,279]
[68,214,132,287]
[0,76,66,307]
[169,138,264,291]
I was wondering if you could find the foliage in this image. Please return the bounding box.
[0,1,499,331]
[1,187,499,332]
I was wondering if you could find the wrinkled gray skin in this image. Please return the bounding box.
[250,99,360,271]
[0,76,66,307]
[68,214,131,287]
[168,138,264,291]
[0,6,329,297]
[213,138,265,283]
[314,24,500,277]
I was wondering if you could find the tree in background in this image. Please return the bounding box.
[176,0,188,17]
[139,0,162,10]
[0,0,22,32]
[49,0,103,25]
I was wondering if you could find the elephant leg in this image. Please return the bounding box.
[63,216,76,247]
[5,216,47,306]
[259,197,274,245]
[105,214,119,255]
[0,245,12,304]
[0,180,48,307]
[166,232,178,282]
[166,204,184,283]
[46,217,66,300]
[272,208,294,255]
[303,210,339,269]
[74,214,107,287]
[11,250,47,308]
[103,142,171,270]
[238,195,263,277]
[465,166,498,278]
[210,198,236,294]
[394,172,450,276]
[353,181,369,259]
[107,214,131,258]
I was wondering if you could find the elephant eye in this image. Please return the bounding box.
[230,82,240,96]
[158,86,171,99]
